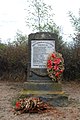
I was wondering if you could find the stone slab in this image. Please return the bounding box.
[23,82,62,91]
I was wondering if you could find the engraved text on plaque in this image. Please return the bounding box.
[31,40,55,68]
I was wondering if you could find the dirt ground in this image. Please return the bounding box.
[0,80,80,120]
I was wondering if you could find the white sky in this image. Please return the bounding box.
[0,0,80,43]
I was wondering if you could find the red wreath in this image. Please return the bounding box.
[47,52,64,82]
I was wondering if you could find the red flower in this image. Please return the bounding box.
[47,60,52,66]
[53,65,59,71]
[16,101,21,108]
[51,53,56,58]
[55,72,60,77]
[53,58,61,65]
[60,69,64,73]
[48,65,53,68]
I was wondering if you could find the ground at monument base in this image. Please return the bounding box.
[0,81,80,120]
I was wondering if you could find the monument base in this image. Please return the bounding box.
[20,82,68,107]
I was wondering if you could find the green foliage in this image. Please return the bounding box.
[26,0,59,33]
[68,10,80,52]
[68,11,80,32]
[67,10,80,80]
[63,43,80,80]
[13,30,28,46]
[0,31,28,81]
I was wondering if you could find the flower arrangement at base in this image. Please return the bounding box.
[13,97,52,115]
[47,52,64,82]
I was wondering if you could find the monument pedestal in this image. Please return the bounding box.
[21,82,68,107]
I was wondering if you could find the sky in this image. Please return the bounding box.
[0,0,80,43]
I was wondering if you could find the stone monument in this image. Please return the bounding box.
[23,32,68,106]
[27,32,56,81]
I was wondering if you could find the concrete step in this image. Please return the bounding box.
[23,82,62,91]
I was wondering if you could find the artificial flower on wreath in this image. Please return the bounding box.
[47,52,64,82]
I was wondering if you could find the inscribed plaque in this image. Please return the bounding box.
[31,40,55,68]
